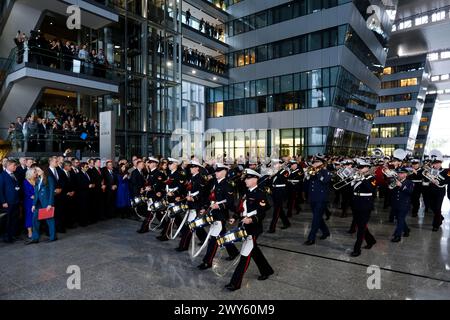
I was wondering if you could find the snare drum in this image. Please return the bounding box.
[167,203,189,219]
[149,199,168,212]
[217,227,248,247]
[188,214,214,231]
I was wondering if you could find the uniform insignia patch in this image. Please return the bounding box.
[371,181,376,186]
[260,200,266,206]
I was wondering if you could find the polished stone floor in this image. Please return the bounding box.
[0,196,449,300]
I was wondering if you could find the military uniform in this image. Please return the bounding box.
[268,167,291,232]
[286,166,304,217]
[227,186,274,291]
[137,167,167,233]
[157,169,187,241]
[176,172,208,251]
[199,176,239,269]
[305,167,333,243]
[391,178,414,240]
[428,168,449,231]
[419,166,431,213]
[351,174,377,256]
[407,168,422,217]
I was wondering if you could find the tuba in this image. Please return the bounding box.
[372,148,384,159]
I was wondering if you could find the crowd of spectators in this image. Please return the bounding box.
[6,106,99,154]
[14,30,110,77]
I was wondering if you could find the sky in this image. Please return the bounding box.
[427,100,450,156]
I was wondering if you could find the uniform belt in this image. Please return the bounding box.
[288,180,300,183]
[422,182,430,186]
[354,193,373,197]
[242,210,257,217]
[411,180,422,183]
[189,191,199,197]
[167,187,178,193]
[273,184,286,188]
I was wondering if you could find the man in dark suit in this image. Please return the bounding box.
[130,160,146,199]
[60,161,77,228]
[88,158,104,222]
[48,156,64,233]
[102,160,118,219]
[0,160,21,243]
[76,162,95,226]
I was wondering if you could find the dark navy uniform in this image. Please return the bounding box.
[199,177,239,268]
[0,169,21,243]
[391,178,414,239]
[305,167,333,243]
[351,174,377,255]
[227,186,274,290]
[137,168,167,233]
[269,167,291,232]
[418,166,431,213]
[157,169,187,241]
[428,168,449,231]
[176,172,208,250]
[287,166,304,217]
[408,168,422,217]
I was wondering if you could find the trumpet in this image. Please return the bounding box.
[304,164,325,180]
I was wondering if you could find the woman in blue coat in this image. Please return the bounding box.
[116,163,131,218]
[26,166,56,244]
[23,168,37,239]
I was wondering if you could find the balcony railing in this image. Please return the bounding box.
[2,43,124,85]
[3,129,99,155]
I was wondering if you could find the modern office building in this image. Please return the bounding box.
[368,54,430,156]
[204,0,398,159]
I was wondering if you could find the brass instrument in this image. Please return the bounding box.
[304,164,325,180]
[333,167,356,190]
[422,166,446,187]
[372,148,384,159]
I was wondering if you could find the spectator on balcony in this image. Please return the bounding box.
[14,117,24,152]
[14,31,27,64]
[49,39,61,68]
[185,9,191,26]
[199,18,204,32]
[78,44,88,74]
[97,48,109,78]
[27,117,38,152]
[62,41,73,71]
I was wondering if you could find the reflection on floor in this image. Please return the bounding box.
[0,197,449,300]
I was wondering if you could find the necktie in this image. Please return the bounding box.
[10,173,17,181]
[53,168,59,181]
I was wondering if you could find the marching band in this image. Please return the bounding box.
[129,149,450,291]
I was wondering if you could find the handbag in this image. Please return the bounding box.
[38,207,55,220]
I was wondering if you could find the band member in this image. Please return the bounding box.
[420,155,431,214]
[137,157,166,234]
[427,152,449,232]
[350,160,377,257]
[340,159,354,218]
[304,154,332,245]
[157,158,187,241]
[225,169,274,291]
[387,150,405,221]
[407,159,422,217]
[268,159,291,233]
[287,160,304,217]
[391,167,414,242]
[175,160,208,251]
[198,163,239,270]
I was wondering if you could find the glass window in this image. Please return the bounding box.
[280,39,293,57]
[309,32,322,51]
[280,74,293,93]
[308,127,325,145]
[256,45,268,62]
[255,12,267,28]
[256,79,268,96]
[234,83,245,99]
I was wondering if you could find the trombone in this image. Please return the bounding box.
[333,167,356,190]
